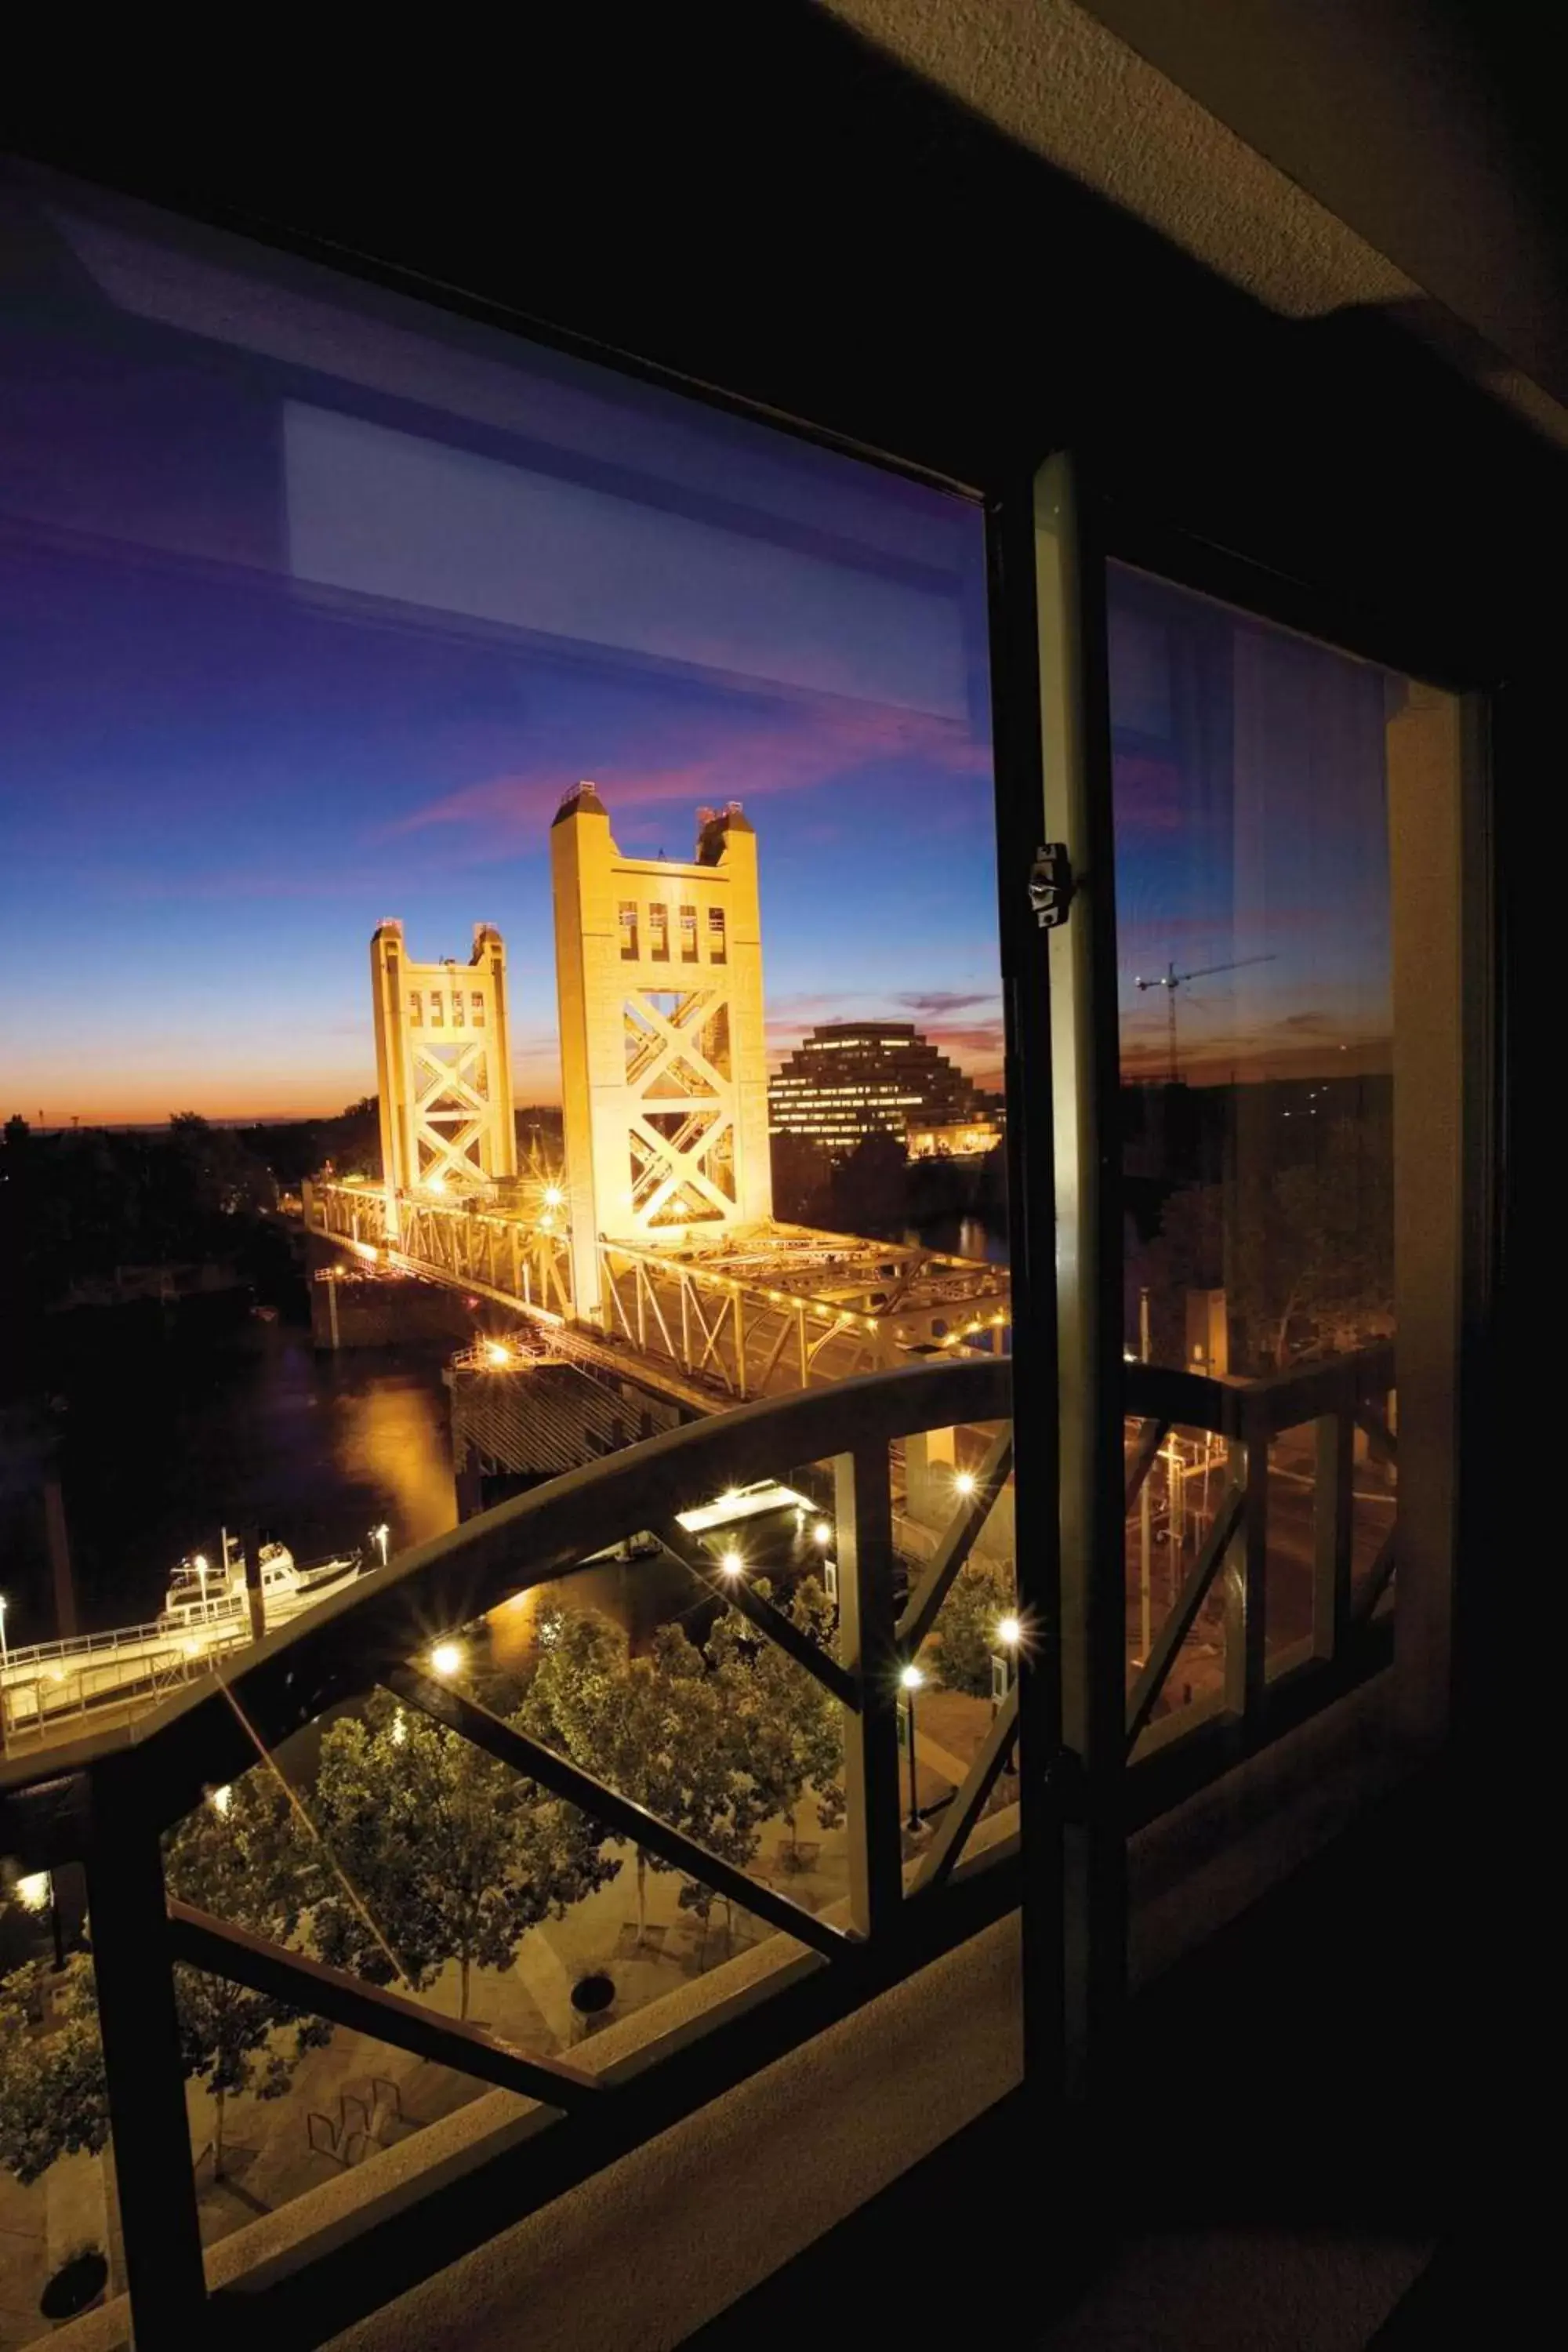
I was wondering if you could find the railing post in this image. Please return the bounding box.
[835,1442,902,1941]
[1223,1423,1269,1722]
[85,1765,207,2340]
[1312,1406,1354,1661]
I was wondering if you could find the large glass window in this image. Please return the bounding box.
[1106,559,1458,1726]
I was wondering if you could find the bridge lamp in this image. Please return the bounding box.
[953,1469,978,1499]
[543,1185,564,1209]
[718,1548,745,1581]
[812,1521,832,1549]
[16,1871,50,1912]
[430,1640,464,1679]
[209,1784,232,1818]
[996,1614,1022,1651]
[485,1341,513,1368]
[369,1523,390,1567]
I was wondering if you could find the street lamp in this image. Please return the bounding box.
[991,1613,1022,1708]
[898,1662,924,1831]
[953,1469,978,1500]
[16,1869,65,1972]
[430,1640,464,1679]
[718,1548,744,1581]
[369,1523,390,1568]
[812,1521,832,1551]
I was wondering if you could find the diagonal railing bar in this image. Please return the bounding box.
[1125,1482,1243,1754]
[1124,1417,1171,1512]
[655,1523,860,1711]
[387,1668,851,1963]
[895,1426,1014,1654]
[910,1684,1019,1896]
[1353,1403,1398,1468]
[1352,1524,1397,1624]
[165,1900,600,2109]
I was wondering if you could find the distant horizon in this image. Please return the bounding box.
[11,1062,1392,1140]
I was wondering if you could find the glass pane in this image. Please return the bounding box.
[1110,561,1450,1726]
[0,161,1005,1719]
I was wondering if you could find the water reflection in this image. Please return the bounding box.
[22,1319,456,1640]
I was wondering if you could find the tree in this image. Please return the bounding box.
[521,1609,739,1950]
[0,1768,328,2189]
[928,1556,1017,1699]
[709,1576,844,1871]
[162,1767,332,2180]
[310,1688,617,2017]
[0,1958,107,2186]
[769,1131,833,1225]
[1146,1115,1393,1374]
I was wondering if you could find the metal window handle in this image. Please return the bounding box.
[1029,844,1074,929]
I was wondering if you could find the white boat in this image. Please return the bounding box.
[673,1480,811,1534]
[161,1534,365,1632]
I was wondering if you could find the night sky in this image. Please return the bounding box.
[1,170,1397,1127]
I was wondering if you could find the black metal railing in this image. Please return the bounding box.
[0,1348,1396,2343]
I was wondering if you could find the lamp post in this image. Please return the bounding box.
[899,1662,924,1831]
[991,1613,1022,1710]
[16,1869,64,1972]
[369,1523,390,1569]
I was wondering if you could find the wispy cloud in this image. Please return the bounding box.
[895,989,998,1019]
[379,696,988,853]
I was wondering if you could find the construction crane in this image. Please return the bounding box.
[1134,956,1276,1083]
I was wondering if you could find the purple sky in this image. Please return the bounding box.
[0,169,1397,1127]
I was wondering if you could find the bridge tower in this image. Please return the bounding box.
[371,920,517,1234]
[552,784,772,1322]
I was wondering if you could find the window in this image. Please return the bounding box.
[648,902,670,961]
[619,901,639,960]
[428,992,444,1027]
[707,906,727,963]
[409,991,423,1024]
[680,904,698,961]
[471,992,485,1025]
[451,989,465,1026]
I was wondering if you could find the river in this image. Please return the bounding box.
[11,1211,1004,1650]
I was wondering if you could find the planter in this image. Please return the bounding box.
[569,1972,616,2039]
[41,2248,108,2325]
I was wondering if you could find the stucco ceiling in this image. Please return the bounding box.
[822,0,1568,448]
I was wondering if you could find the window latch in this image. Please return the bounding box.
[1028,844,1074,930]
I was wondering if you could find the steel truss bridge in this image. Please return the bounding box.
[303,1178,1011,1414]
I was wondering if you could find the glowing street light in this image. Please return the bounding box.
[485,1341,514,1368]
[543,1185,564,1209]
[369,1523,391,1568]
[15,1868,64,1971]
[898,1662,924,1831]
[430,1641,464,1679]
[953,1469,978,1500]
[991,1614,1022,1708]
[718,1548,745,1581]
[812,1521,832,1550]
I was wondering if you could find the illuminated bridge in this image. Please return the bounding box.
[306,786,1009,1414]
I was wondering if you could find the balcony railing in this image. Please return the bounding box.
[0,1349,1395,2344]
